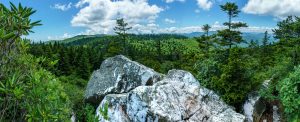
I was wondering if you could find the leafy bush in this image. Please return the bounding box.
[84,104,99,122]
[0,43,72,121]
[196,53,221,89]
[0,3,72,121]
[278,66,300,121]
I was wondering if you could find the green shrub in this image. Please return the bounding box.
[0,50,72,121]
[85,104,99,122]
[196,55,221,89]
[279,66,300,121]
[0,3,72,121]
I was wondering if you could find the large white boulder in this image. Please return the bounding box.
[85,55,162,104]
[96,69,245,122]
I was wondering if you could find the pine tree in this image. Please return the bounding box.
[202,24,211,37]
[114,18,132,55]
[217,2,247,49]
[262,31,269,47]
[199,24,212,52]
[77,47,91,79]
[58,48,71,75]
[273,16,296,40]
[155,34,163,63]
[217,48,252,107]
[260,31,274,68]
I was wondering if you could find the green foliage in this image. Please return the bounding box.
[259,82,277,101]
[0,3,72,121]
[220,2,240,19]
[196,51,221,88]
[278,66,300,121]
[99,102,109,120]
[202,24,211,37]
[217,29,244,48]
[217,48,253,107]
[0,42,72,121]
[114,18,132,55]
[218,2,247,49]
[84,104,99,122]
[273,16,300,40]
[22,2,300,121]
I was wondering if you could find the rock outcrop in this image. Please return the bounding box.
[243,92,266,122]
[242,80,282,122]
[242,80,271,122]
[85,55,163,104]
[85,55,246,122]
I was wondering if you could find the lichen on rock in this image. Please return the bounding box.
[85,55,246,122]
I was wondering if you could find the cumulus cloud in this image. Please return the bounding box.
[47,33,73,40]
[51,2,72,11]
[165,18,176,24]
[242,0,300,18]
[71,0,163,34]
[196,0,213,10]
[157,20,272,34]
[130,21,273,34]
[164,0,185,3]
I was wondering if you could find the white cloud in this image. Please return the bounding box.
[131,21,273,34]
[196,0,213,10]
[164,0,185,3]
[210,21,273,33]
[165,18,176,24]
[47,33,73,40]
[163,20,272,33]
[164,0,213,10]
[51,2,72,11]
[71,0,163,34]
[242,0,300,18]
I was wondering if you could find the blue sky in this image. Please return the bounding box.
[1,0,296,41]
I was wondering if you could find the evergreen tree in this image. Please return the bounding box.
[217,2,247,49]
[202,24,212,52]
[77,47,91,79]
[273,16,298,40]
[202,24,211,37]
[260,31,274,68]
[113,18,132,55]
[58,48,71,75]
[217,48,252,107]
[262,31,269,47]
[249,39,258,48]
[156,34,163,63]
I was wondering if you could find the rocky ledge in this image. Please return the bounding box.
[85,55,245,122]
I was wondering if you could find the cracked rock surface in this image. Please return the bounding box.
[86,55,245,122]
[85,55,163,104]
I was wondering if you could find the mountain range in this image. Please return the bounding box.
[48,32,277,46]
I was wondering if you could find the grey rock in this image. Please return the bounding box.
[96,70,245,122]
[272,105,280,122]
[243,80,270,122]
[85,55,163,104]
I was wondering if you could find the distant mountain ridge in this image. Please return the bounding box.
[47,32,276,46]
[180,32,276,44]
[46,34,105,44]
